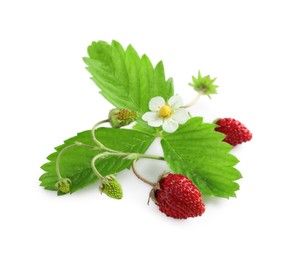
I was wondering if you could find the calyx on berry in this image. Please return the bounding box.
[56,178,72,194]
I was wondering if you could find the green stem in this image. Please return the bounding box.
[91,119,110,149]
[56,143,78,180]
[91,152,113,179]
[182,92,202,108]
[136,153,164,161]
[124,152,164,161]
[56,142,101,181]
[131,160,155,187]
[90,151,163,182]
[74,141,102,150]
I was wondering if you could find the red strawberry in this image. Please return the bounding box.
[152,173,205,219]
[215,118,252,146]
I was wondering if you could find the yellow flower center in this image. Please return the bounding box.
[159,105,172,118]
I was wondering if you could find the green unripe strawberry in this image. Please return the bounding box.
[100,176,123,200]
[109,108,138,128]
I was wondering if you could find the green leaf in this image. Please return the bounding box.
[161,117,241,198]
[39,128,155,194]
[83,40,174,114]
[132,121,158,135]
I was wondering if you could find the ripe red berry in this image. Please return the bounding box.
[215,118,252,146]
[153,174,205,219]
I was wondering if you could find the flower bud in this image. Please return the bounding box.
[109,108,138,128]
[56,178,71,194]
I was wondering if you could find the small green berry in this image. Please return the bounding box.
[109,108,138,128]
[100,176,123,200]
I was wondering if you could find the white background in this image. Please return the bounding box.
[1,0,296,259]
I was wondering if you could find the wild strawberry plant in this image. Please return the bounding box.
[39,40,252,219]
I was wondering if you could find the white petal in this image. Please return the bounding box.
[142,112,163,127]
[162,119,179,133]
[172,108,190,124]
[168,95,183,109]
[148,117,163,127]
[149,96,165,111]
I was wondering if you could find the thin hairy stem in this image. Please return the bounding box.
[131,160,155,187]
[91,119,110,148]
[91,152,112,179]
[56,143,78,180]
[181,92,202,108]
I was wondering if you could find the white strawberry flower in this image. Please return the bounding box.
[142,95,190,133]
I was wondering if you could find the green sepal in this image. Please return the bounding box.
[56,178,71,194]
[189,71,218,97]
